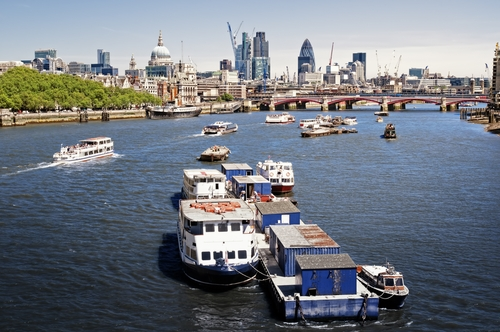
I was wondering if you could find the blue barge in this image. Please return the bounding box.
[256,223,379,322]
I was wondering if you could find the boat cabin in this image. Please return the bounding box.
[182,169,228,200]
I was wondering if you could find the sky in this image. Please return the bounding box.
[1,0,498,80]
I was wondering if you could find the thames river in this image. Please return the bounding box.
[1,105,499,331]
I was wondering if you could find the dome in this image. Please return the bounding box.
[151,45,170,58]
[151,30,171,59]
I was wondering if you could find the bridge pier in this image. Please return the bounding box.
[447,104,457,111]
[345,100,354,109]
[440,97,447,112]
[380,96,388,112]
[269,101,275,111]
[321,101,329,111]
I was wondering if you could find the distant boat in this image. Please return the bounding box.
[198,145,231,162]
[265,112,295,124]
[342,116,357,125]
[146,105,202,119]
[383,123,396,139]
[53,137,114,163]
[201,121,238,135]
[374,111,389,116]
[376,116,383,123]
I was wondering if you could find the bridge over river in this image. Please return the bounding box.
[253,95,490,112]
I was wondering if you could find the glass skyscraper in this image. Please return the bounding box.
[298,39,315,74]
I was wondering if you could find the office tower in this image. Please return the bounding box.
[298,39,315,74]
[34,49,57,59]
[352,52,366,80]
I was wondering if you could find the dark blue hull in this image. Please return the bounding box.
[181,260,258,288]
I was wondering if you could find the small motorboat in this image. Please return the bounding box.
[356,262,409,309]
[198,145,231,162]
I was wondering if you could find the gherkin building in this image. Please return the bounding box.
[298,39,315,73]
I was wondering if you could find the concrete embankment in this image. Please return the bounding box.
[1,109,146,127]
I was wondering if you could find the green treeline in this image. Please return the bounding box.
[0,67,161,111]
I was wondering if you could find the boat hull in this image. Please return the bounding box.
[271,184,294,194]
[147,107,201,119]
[53,151,114,163]
[181,259,259,288]
[357,276,408,309]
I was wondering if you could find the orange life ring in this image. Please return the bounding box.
[270,172,274,177]
[286,172,290,176]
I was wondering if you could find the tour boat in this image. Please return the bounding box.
[181,169,228,200]
[255,160,294,194]
[383,123,397,139]
[146,105,202,119]
[177,198,259,288]
[201,121,238,135]
[356,262,409,309]
[53,137,114,163]
[265,112,296,124]
[299,115,334,129]
[198,145,231,162]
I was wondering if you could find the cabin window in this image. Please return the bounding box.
[205,224,215,233]
[85,152,88,156]
[396,278,404,286]
[238,250,247,259]
[215,183,219,190]
[227,251,235,259]
[189,221,202,235]
[189,247,197,260]
[218,223,228,232]
[251,247,255,257]
[213,251,223,259]
[385,278,395,287]
[201,251,210,261]
[230,223,240,232]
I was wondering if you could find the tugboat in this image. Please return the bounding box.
[383,123,396,139]
[356,262,409,309]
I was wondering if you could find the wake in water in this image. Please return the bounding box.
[2,153,122,176]
[2,161,60,176]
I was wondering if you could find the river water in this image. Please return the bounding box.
[1,106,499,331]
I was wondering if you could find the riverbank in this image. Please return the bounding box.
[0,101,245,127]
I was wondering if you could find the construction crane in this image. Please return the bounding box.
[328,42,334,66]
[226,21,243,63]
[394,55,402,77]
[375,50,381,78]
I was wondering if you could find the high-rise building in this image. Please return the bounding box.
[352,52,366,80]
[252,32,270,80]
[220,59,232,71]
[298,39,315,75]
[97,49,110,66]
[34,49,57,59]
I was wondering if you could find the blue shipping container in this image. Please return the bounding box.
[295,254,357,296]
[269,225,341,277]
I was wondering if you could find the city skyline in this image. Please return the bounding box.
[1,0,498,80]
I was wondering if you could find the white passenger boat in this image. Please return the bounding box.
[265,112,296,124]
[342,116,358,125]
[177,198,259,287]
[201,121,238,135]
[53,137,114,163]
[299,115,334,129]
[357,262,409,309]
[181,169,229,200]
[256,160,294,194]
